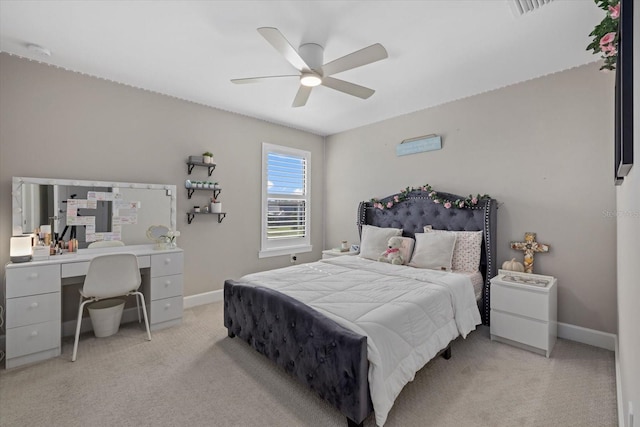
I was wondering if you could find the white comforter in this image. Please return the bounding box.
[239,256,481,426]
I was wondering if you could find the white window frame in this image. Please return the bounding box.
[259,143,312,258]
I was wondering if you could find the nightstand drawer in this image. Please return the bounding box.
[6,265,60,298]
[6,320,61,359]
[6,292,60,328]
[151,253,184,277]
[491,310,548,350]
[491,283,549,321]
[150,274,183,301]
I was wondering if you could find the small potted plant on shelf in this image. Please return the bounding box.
[202,151,214,164]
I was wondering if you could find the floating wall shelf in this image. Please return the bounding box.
[186,212,226,224]
[187,161,216,176]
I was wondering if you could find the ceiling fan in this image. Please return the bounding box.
[231,27,388,107]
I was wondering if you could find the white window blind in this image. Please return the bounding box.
[260,143,311,258]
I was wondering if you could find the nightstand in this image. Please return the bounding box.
[490,269,557,357]
[321,249,359,260]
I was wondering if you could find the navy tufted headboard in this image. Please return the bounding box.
[357,189,497,325]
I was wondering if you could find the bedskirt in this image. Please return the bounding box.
[224,279,373,425]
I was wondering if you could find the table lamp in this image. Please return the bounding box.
[10,235,32,263]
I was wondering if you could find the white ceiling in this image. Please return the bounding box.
[0,0,603,136]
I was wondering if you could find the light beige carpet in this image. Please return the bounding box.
[0,302,616,427]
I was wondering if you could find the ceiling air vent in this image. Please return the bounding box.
[509,0,554,16]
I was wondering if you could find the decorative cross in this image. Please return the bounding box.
[510,232,550,274]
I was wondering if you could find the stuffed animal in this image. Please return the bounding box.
[378,236,404,265]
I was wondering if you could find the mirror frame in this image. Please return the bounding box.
[12,176,177,237]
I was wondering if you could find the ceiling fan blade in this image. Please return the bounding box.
[321,76,375,99]
[257,27,310,72]
[292,86,312,107]
[321,43,388,76]
[231,75,299,84]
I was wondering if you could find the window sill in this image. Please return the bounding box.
[259,245,312,259]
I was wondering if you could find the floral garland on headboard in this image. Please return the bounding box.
[586,0,619,71]
[370,184,491,210]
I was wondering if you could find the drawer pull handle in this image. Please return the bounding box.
[164,258,171,265]
[165,303,171,309]
[30,331,38,337]
[30,302,39,308]
[29,273,39,279]
[165,280,171,287]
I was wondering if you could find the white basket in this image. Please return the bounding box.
[88,299,125,337]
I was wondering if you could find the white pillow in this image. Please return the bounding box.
[409,232,457,271]
[423,226,484,272]
[359,225,403,261]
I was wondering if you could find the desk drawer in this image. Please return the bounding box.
[151,274,183,301]
[151,253,184,277]
[7,292,61,328]
[491,283,549,321]
[62,255,151,278]
[491,310,548,351]
[151,296,183,324]
[6,320,60,359]
[6,265,60,298]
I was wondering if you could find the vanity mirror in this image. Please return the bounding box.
[12,177,177,249]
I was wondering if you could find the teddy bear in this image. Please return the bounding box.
[378,236,404,265]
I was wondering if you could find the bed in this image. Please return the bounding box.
[224,188,497,426]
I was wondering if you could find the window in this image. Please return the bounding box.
[259,143,312,258]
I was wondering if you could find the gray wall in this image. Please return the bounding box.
[0,54,325,302]
[616,2,640,423]
[325,62,617,334]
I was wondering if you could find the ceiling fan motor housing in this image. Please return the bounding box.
[298,43,324,72]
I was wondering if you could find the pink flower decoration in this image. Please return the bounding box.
[444,202,452,209]
[386,201,393,208]
[422,186,427,191]
[471,197,478,204]
[374,203,382,209]
[609,3,620,19]
[433,199,440,204]
[394,195,399,202]
[600,32,616,47]
[602,44,617,56]
[459,201,465,208]
[428,191,436,197]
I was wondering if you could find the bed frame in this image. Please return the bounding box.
[224,188,497,426]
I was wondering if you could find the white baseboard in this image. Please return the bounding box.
[557,322,616,351]
[615,336,624,427]
[183,290,223,309]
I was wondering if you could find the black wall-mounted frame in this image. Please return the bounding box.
[615,0,634,185]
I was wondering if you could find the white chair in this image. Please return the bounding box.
[88,240,143,323]
[72,253,151,362]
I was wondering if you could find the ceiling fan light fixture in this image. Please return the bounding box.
[300,73,322,87]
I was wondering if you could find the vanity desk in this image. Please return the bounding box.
[4,244,184,369]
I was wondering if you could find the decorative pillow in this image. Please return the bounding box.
[409,232,457,271]
[359,225,403,261]
[423,226,483,272]
[396,237,415,265]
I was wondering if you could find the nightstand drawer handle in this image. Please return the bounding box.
[30,330,38,337]
[164,258,171,265]
[30,302,39,309]
[165,280,171,287]
[29,273,39,279]
[165,303,171,309]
